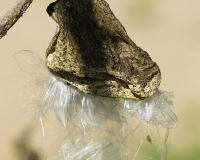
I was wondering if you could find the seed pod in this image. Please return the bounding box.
[45,0,161,99]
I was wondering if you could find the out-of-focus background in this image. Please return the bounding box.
[0,0,200,159]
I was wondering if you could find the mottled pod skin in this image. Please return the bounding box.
[45,0,161,99]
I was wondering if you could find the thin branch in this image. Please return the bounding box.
[0,0,33,39]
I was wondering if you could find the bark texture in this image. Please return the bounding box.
[46,0,161,99]
[0,0,33,39]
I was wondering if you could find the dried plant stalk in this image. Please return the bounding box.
[0,0,33,39]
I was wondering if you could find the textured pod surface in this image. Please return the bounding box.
[45,0,161,99]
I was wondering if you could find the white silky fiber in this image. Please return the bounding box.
[14,51,178,160]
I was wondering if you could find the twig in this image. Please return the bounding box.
[0,0,33,39]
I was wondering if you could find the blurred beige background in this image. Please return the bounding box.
[0,0,200,159]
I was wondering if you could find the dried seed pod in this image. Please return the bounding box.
[45,0,161,99]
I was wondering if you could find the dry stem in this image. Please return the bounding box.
[0,0,33,39]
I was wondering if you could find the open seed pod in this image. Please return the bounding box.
[45,0,161,99]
